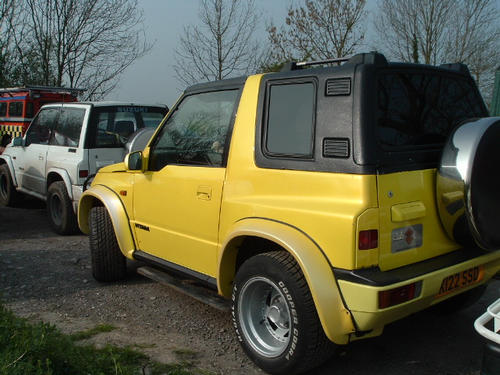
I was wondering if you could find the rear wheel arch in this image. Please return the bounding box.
[218,218,355,344]
[46,169,72,200]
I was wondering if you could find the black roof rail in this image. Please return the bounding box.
[280,56,351,72]
[280,52,387,72]
[439,63,471,76]
[296,56,351,68]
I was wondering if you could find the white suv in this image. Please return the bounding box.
[0,102,167,234]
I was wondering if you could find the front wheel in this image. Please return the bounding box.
[47,181,78,235]
[89,206,127,282]
[232,251,334,375]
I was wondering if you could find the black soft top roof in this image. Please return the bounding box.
[183,52,473,94]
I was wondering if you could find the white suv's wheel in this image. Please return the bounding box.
[437,118,500,250]
[47,181,78,235]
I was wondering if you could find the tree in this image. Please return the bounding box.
[0,0,16,86]
[8,0,151,100]
[374,0,452,65]
[374,0,500,102]
[173,0,260,86]
[442,0,500,101]
[266,0,366,65]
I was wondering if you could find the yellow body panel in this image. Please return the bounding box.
[377,169,459,271]
[132,166,225,278]
[220,76,378,271]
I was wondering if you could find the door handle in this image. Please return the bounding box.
[197,185,212,201]
[39,154,44,160]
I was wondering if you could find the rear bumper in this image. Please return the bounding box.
[335,249,500,339]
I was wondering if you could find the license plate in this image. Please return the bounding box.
[436,266,484,298]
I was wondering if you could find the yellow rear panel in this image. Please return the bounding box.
[377,169,459,271]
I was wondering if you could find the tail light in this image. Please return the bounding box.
[378,281,422,309]
[359,229,378,250]
[79,169,89,178]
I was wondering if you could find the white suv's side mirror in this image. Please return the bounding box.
[11,137,24,147]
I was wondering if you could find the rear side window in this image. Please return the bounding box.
[50,107,86,147]
[377,72,486,148]
[264,82,315,158]
[0,103,6,116]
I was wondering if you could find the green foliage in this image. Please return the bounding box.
[70,324,116,341]
[0,303,210,375]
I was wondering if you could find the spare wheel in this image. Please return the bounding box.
[437,117,500,250]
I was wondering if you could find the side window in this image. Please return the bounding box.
[8,102,23,117]
[26,108,59,146]
[264,82,315,158]
[26,102,34,118]
[0,103,6,116]
[50,108,86,147]
[149,90,239,171]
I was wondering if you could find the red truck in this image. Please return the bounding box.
[0,85,85,151]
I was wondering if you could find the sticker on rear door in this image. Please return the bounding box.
[391,224,423,253]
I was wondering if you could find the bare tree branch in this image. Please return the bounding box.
[265,0,366,67]
[7,0,152,100]
[173,0,261,86]
[374,0,500,103]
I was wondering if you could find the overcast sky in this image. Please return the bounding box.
[107,0,500,107]
[106,0,291,107]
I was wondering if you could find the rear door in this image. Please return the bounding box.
[46,105,89,190]
[375,70,488,271]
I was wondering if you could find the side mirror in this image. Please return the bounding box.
[124,151,143,171]
[11,137,24,147]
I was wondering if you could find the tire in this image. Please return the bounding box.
[232,251,334,375]
[47,181,78,235]
[0,164,20,207]
[89,206,127,282]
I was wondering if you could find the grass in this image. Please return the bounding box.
[70,323,116,341]
[0,302,211,375]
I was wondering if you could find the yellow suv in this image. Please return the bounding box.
[78,52,500,375]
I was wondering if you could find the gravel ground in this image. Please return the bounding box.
[0,200,499,375]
